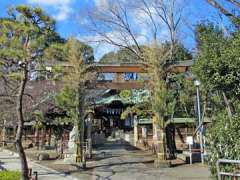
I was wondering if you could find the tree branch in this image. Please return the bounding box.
[206,0,240,28]
[226,0,240,8]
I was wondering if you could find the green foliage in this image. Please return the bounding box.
[0,5,61,82]
[53,125,64,140]
[206,111,240,178]
[33,110,44,128]
[194,22,240,177]
[99,46,141,63]
[99,51,115,63]
[193,23,240,99]
[119,90,132,99]
[164,42,192,62]
[33,110,44,121]
[169,74,196,117]
[0,171,21,180]
[6,73,22,81]
[44,43,68,62]
[55,86,77,123]
[143,43,170,124]
[53,37,95,125]
[120,102,151,120]
[45,39,94,63]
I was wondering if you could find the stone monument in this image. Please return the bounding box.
[64,126,77,162]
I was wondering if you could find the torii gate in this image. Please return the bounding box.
[94,60,193,90]
[89,60,194,159]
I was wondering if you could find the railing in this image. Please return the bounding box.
[216,159,240,180]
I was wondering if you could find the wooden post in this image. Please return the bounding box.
[2,120,6,148]
[87,113,93,158]
[134,115,138,146]
[41,126,46,149]
[60,134,64,158]
[35,127,39,150]
[48,127,52,146]
[142,126,147,148]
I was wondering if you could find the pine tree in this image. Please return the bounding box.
[0,6,61,179]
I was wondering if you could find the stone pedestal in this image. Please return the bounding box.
[64,126,77,163]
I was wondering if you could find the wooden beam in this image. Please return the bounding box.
[95,64,146,73]
[94,61,193,73]
[94,81,145,90]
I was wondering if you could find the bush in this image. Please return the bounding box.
[0,171,21,180]
[206,112,240,179]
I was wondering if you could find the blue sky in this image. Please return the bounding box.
[0,0,232,60]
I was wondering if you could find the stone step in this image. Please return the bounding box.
[177,151,201,164]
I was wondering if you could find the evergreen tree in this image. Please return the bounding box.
[0,6,61,179]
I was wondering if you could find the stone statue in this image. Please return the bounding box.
[68,126,77,152]
[64,126,78,163]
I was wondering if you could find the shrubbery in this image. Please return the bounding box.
[0,171,21,180]
[206,112,240,179]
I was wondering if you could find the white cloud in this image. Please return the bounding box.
[27,0,71,6]
[27,0,74,21]
[53,6,72,21]
[94,0,109,10]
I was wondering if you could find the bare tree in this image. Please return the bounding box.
[86,0,143,60]
[206,0,240,28]
[85,0,184,61]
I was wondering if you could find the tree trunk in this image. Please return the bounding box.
[158,117,167,160]
[60,135,64,158]
[48,127,52,146]
[79,88,86,168]
[75,85,86,168]
[152,115,167,160]
[222,92,233,118]
[15,67,29,180]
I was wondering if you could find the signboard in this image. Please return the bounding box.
[138,118,152,125]
[186,136,193,145]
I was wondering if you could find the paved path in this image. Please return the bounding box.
[69,141,211,180]
[0,142,212,180]
[0,149,75,180]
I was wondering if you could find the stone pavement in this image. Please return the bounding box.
[68,141,211,180]
[0,149,76,180]
[0,142,212,180]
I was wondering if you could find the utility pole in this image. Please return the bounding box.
[194,80,204,164]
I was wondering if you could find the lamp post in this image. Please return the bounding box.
[194,79,204,164]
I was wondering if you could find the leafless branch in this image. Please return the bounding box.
[226,0,240,8]
[206,0,240,28]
